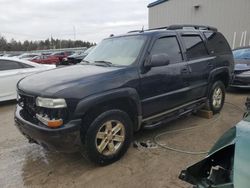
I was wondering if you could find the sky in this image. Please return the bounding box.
[0,0,154,43]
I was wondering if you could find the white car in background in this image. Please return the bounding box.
[17,53,41,60]
[0,57,56,102]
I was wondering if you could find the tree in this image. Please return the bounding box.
[0,35,95,51]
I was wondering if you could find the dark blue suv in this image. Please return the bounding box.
[15,25,234,165]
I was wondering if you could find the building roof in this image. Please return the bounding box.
[147,0,169,8]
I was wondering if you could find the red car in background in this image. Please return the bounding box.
[50,51,74,62]
[31,55,60,65]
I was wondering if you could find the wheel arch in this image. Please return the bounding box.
[208,67,230,88]
[74,88,142,131]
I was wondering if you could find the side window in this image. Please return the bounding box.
[0,60,23,71]
[204,32,231,54]
[22,63,33,68]
[182,35,208,60]
[150,36,183,64]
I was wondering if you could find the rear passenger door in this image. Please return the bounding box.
[180,33,213,101]
[140,35,190,117]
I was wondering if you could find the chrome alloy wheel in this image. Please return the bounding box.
[212,87,223,108]
[95,120,125,156]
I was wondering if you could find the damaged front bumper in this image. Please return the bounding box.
[15,105,82,152]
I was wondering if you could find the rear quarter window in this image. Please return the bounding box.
[204,32,231,54]
[181,35,208,60]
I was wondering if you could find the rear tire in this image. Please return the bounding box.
[84,110,133,165]
[207,81,225,114]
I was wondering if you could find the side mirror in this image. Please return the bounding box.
[145,53,170,68]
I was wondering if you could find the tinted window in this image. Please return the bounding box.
[204,32,231,54]
[182,35,208,59]
[22,63,33,68]
[151,36,183,64]
[0,60,23,71]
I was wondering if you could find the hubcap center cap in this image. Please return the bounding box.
[107,134,113,141]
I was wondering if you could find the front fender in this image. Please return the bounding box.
[73,88,142,130]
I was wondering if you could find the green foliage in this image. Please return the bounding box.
[0,35,96,51]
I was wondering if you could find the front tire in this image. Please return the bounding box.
[84,110,133,165]
[207,81,225,114]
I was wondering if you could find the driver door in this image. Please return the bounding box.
[139,35,190,118]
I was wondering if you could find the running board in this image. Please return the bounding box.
[142,98,206,123]
[143,109,193,130]
[143,99,205,130]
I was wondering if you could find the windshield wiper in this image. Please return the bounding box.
[94,60,113,67]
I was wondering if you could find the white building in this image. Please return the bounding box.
[148,0,250,49]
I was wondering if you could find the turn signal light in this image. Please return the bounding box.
[47,120,63,128]
[36,114,63,128]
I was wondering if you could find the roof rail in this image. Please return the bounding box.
[148,26,168,31]
[128,27,167,33]
[128,30,144,33]
[127,25,217,34]
[167,25,218,31]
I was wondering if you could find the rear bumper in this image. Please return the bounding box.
[15,105,82,152]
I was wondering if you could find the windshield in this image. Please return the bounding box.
[84,35,146,66]
[84,46,95,54]
[233,48,250,60]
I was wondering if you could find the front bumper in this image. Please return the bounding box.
[230,74,250,88]
[15,105,82,152]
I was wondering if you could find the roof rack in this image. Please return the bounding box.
[128,30,144,33]
[167,25,218,31]
[127,24,217,34]
[148,26,168,31]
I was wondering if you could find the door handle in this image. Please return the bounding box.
[208,62,214,68]
[181,68,189,74]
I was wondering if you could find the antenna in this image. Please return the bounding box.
[141,25,144,32]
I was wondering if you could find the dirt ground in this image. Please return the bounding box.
[0,88,249,188]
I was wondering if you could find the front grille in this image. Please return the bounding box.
[18,94,37,122]
[18,92,69,125]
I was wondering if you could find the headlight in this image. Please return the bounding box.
[36,97,67,108]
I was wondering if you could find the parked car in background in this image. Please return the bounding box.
[3,53,22,57]
[231,47,250,88]
[179,97,250,188]
[0,57,55,102]
[18,53,41,60]
[31,55,60,65]
[61,46,95,65]
[50,51,74,63]
[15,25,233,165]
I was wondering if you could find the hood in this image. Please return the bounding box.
[233,120,250,188]
[234,59,250,72]
[17,64,123,97]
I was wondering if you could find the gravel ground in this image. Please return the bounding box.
[0,88,248,188]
